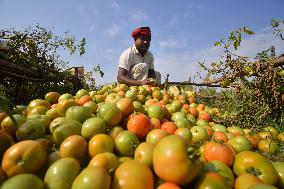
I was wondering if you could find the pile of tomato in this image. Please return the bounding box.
[0,83,283,189]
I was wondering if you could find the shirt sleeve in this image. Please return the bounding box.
[118,50,131,71]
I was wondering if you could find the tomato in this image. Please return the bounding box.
[81,117,107,140]
[88,134,114,157]
[88,152,119,173]
[157,182,181,189]
[28,114,51,131]
[272,162,284,189]
[98,103,122,126]
[150,118,161,129]
[105,93,123,103]
[133,101,146,113]
[202,160,234,188]
[65,106,92,123]
[58,93,73,102]
[112,160,154,189]
[27,99,51,111]
[56,99,77,116]
[114,130,140,156]
[44,157,80,189]
[204,141,234,167]
[161,121,178,134]
[234,173,262,189]
[2,140,46,177]
[77,95,92,106]
[108,126,124,139]
[127,114,151,138]
[146,129,169,144]
[75,89,89,99]
[153,135,200,185]
[227,135,252,152]
[248,184,278,189]
[45,91,61,104]
[258,139,278,154]
[1,174,45,189]
[0,131,13,160]
[83,101,98,114]
[59,135,87,160]
[195,119,209,127]
[211,124,227,132]
[116,98,134,117]
[233,151,279,185]
[46,108,60,120]
[1,114,26,135]
[147,105,165,120]
[174,127,192,144]
[227,126,245,136]
[194,172,227,189]
[16,119,45,141]
[174,117,192,128]
[258,131,274,140]
[245,134,259,149]
[51,119,82,145]
[212,131,228,143]
[190,126,208,144]
[134,142,155,167]
[72,166,111,189]
[198,111,211,121]
[171,112,185,122]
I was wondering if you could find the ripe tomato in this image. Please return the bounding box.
[59,135,87,160]
[153,135,200,185]
[204,141,234,167]
[127,114,151,138]
[157,182,181,189]
[2,140,47,177]
[78,95,92,106]
[88,152,119,173]
[233,151,279,185]
[161,121,177,134]
[112,160,154,189]
[88,134,114,157]
[116,98,134,117]
[72,166,111,189]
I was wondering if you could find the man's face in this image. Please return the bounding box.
[135,35,151,53]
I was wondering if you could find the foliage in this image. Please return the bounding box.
[0,25,91,104]
[197,18,284,132]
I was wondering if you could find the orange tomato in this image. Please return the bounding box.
[2,140,47,177]
[59,135,87,160]
[127,114,151,138]
[161,122,177,134]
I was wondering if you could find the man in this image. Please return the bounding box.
[117,26,156,86]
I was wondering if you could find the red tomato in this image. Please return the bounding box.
[204,141,234,167]
[127,114,151,138]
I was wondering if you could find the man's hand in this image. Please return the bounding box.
[140,78,157,86]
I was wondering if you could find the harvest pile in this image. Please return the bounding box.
[0,83,284,189]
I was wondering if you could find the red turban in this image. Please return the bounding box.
[131,27,151,41]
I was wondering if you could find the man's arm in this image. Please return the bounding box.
[117,67,151,86]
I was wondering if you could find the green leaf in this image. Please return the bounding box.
[243,27,255,35]
[214,41,222,47]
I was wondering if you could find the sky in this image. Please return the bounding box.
[0,0,284,85]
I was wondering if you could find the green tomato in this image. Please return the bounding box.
[233,151,279,186]
[16,119,45,141]
[1,174,45,189]
[44,157,80,189]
